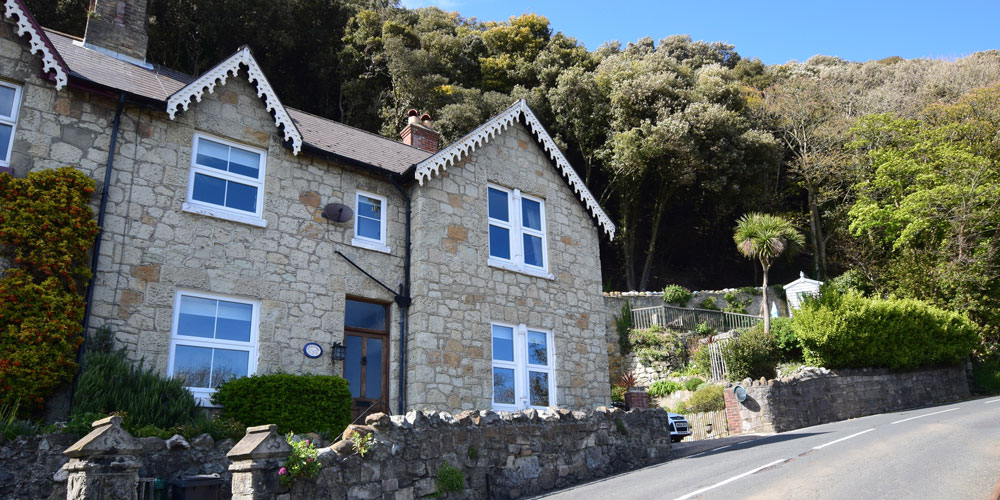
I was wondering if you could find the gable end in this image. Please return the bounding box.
[414,99,615,239]
[166,46,303,155]
[4,0,68,89]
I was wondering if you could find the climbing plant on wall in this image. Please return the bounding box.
[0,168,98,415]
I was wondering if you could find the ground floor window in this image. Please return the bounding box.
[167,290,259,404]
[491,323,555,410]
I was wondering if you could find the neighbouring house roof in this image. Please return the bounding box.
[5,0,69,89]
[414,99,616,239]
[41,29,430,172]
[783,271,823,291]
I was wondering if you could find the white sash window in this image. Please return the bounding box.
[491,323,556,410]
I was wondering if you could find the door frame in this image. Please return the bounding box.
[343,297,391,416]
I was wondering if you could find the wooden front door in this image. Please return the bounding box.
[343,298,390,420]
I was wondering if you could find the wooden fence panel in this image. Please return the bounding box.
[685,410,730,441]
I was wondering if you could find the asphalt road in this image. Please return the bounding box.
[539,397,1000,500]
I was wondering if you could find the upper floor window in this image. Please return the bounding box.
[167,290,259,405]
[0,81,23,168]
[183,133,267,227]
[487,184,548,276]
[351,191,390,253]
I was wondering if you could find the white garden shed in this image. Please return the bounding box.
[783,272,823,317]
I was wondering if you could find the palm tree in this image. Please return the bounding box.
[733,213,805,333]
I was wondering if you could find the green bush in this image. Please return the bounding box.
[647,380,683,398]
[723,292,750,314]
[698,296,719,310]
[435,462,465,495]
[614,300,633,356]
[721,327,780,381]
[212,373,351,436]
[662,285,691,306]
[793,291,979,370]
[678,385,725,413]
[610,385,625,403]
[685,347,712,377]
[628,326,688,366]
[683,377,704,391]
[972,360,1000,395]
[694,322,715,336]
[73,351,201,431]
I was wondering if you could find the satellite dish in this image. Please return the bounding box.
[322,203,353,223]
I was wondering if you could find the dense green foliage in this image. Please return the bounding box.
[662,285,692,306]
[683,377,705,392]
[614,300,633,356]
[751,317,800,362]
[647,380,683,398]
[793,291,979,370]
[721,328,780,380]
[435,462,466,495]
[972,361,1000,395]
[687,346,712,377]
[279,433,323,487]
[675,384,725,413]
[212,373,352,435]
[627,325,688,366]
[73,350,201,430]
[0,168,97,415]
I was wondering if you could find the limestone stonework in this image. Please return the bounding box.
[408,122,609,411]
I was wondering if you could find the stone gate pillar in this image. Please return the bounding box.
[62,415,143,500]
[228,424,292,500]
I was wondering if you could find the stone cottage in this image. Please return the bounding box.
[0,0,615,417]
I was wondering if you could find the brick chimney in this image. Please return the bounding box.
[400,109,440,153]
[83,0,149,64]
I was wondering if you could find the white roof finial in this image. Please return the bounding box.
[800,271,806,279]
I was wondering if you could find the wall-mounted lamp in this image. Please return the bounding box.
[331,341,346,361]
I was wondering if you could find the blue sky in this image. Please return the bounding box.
[399,0,999,64]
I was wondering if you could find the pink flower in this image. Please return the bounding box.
[304,440,310,445]
[306,458,314,463]
[278,468,288,476]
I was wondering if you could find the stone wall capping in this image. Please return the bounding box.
[63,415,142,459]
[364,412,393,431]
[226,424,291,461]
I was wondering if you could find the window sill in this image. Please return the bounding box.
[351,237,391,254]
[488,257,554,280]
[182,202,267,228]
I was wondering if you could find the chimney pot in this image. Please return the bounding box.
[400,110,439,153]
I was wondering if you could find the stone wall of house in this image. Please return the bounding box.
[408,122,609,411]
[0,431,233,500]
[1,20,408,410]
[724,365,970,434]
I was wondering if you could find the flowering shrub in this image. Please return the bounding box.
[279,432,322,487]
[0,167,97,416]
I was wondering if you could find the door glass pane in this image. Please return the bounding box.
[357,216,381,240]
[493,367,515,405]
[345,300,386,331]
[521,198,542,230]
[489,225,510,259]
[225,181,257,213]
[529,371,550,406]
[216,300,253,342]
[492,325,514,361]
[0,85,15,118]
[527,330,548,365]
[177,296,217,338]
[488,187,508,221]
[228,147,260,178]
[211,348,249,387]
[344,335,362,398]
[0,124,11,160]
[196,138,229,171]
[523,234,544,267]
[192,173,226,206]
[365,338,383,400]
[173,345,212,387]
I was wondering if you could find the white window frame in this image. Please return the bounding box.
[182,132,268,227]
[487,184,552,279]
[166,290,260,406]
[0,81,23,168]
[491,322,557,411]
[351,190,390,253]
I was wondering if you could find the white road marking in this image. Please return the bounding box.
[711,444,732,451]
[985,399,1000,404]
[812,428,876,450]
[671,459,789,500]
[891,407,960,424]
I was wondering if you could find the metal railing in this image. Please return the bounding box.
[631,304,762,333]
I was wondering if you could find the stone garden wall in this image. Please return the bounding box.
[0,408,671,500]
[0,429,232,500]
[723,365,970,434]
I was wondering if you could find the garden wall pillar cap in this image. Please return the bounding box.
[227,424,292,461]
[63,416,142,458]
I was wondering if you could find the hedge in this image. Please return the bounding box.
[212,373,352,436]
[792,291,978,370]
[721,327,779,381]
